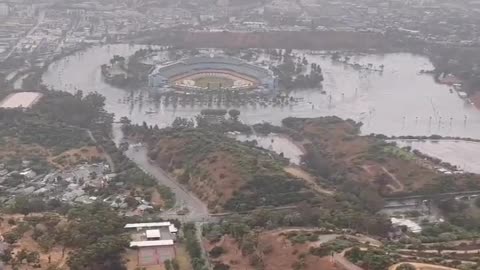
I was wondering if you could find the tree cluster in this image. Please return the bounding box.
[274,53,324,89]
[64,203,129,270]
[183,223,208,270]
[345,247,395,270]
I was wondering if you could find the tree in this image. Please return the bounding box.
[397,263,416,270]
[439,232,457,242]
[183,223,207,270]
[0,248,13,265]
[110,55,125,65]
[26,251,40,265]
[125,196,139,207]
[331,52,340,61]
[164,259,172,270]
[15,249,29,265]
[58,203,128,269]
[172,117,194,129]
[213,263,230,270]
[228,109,240,121]
[67,235,129,270]
[2,231,22,244]
[171,259,180,270]
[38,233,56,252]
[209,246,225,258]
[10,197,35,216]
[475,196,480,208]
[200,109,227,116]
[119,117,131,125]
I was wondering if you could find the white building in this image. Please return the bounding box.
[125,222,178,266]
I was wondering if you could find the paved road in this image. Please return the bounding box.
[4,9,45,60]
[385,190,480,201]
[333,248,364,270]
[111,123,210,222]
[124,145,210,223]
[84,129,116,172]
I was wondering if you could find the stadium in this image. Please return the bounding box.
[148,55,278,92]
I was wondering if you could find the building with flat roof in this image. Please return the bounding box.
[125,222,178,266]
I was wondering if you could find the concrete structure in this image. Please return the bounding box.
[0,92,43,109]
[148,55,278,92]
[391,217,422,233]
[125,222,178,266]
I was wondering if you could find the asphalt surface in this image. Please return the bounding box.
[124,145,210,223]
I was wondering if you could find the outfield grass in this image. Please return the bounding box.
[194,76,235,89]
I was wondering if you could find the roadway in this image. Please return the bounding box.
[124,145,211,223]
[4,9,45,60]
[384,190,480,202]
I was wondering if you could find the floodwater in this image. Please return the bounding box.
[42,44,480,139]
[13,73,29,89]
[395,140,480,174]
[232,133,304,165]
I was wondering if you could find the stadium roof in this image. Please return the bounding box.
[152,55,272,80]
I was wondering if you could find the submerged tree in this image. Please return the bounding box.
[228,109,241,121]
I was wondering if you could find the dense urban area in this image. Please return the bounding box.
[2,0,480,270]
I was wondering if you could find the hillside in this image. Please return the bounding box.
[204,229,341,270]
[123,121,392,237]
[125,126,319,212]
[282,116,480,196]
[0,91,107,173]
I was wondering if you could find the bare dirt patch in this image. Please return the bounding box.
[49,146,105,169]
[147,133,282,212]
[205,231,339,270]
[0,214,69,270]
[284,166,334,195]
[176,244,193,270]
[389,262,459,270]
[0,138,50,163]
[288,117,448,195]
[150,188,166,208]
[0,138,106,171]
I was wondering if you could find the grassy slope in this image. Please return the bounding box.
[283,116,480,196]
[146,128,319,212]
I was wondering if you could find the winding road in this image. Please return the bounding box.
[111,123,209,222]
[124,145,210,223]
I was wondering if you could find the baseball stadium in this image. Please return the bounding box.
[148,55,278,92]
